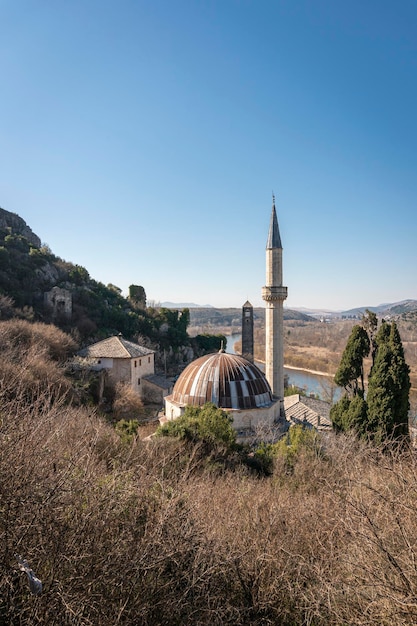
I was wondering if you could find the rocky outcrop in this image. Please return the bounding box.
[0,207,41,248]
[35,263,61,285]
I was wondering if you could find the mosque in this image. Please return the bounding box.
[163,197,290,434]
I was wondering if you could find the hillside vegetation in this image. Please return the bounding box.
[2,320,417,624]
[0,207,230,375]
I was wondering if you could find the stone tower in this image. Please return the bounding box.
[241,300,254,362]
[262,195,288,415]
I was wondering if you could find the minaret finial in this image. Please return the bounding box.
[266,195,282,249]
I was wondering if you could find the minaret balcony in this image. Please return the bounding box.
[262,286,288,302]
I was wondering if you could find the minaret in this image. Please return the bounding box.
[241,300,254,362]
[262,195,288,415]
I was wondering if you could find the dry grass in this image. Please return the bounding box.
[3,319,417,624]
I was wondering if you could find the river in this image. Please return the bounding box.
[226,333,339,401]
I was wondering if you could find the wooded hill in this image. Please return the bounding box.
[188,306,312,331]
[0,207,196,357]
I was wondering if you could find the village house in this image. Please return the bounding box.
[78,334,172,403]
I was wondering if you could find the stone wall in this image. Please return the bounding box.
[44,287,72,318]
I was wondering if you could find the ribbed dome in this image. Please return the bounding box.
[171,350,273,410]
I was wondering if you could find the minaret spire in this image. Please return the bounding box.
[267,193,282,249]
[262,196,288,415]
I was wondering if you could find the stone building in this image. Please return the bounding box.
[78,335,172,403]
[163,350,281,433]
[241,300,254,362]
[44,286,72,319]
[163,196,330,437]
[163,197,288,435]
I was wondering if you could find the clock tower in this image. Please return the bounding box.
[241,300,254,362]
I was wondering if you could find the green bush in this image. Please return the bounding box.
[115,419,139,444]
[273,424,321,470]
[157,402,236,450]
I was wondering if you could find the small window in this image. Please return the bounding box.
[134,360,137,368]
[148,356,151,363]
[98,359,101,364]
[138,378,140,386]
[139,359,142,366]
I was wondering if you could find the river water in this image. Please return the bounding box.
[226,333,339,401]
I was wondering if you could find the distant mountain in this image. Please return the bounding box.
[292,300,417,319]
[341,300,417,318]
[188,307,313,328]
[160,302,214,309]
[292,307,340,319]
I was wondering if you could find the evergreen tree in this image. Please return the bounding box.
[390,322,411,431]
[367,322,410,442]
[334,325,370,396]
[362,309,378,365]
[330,394,368,435]
[332,318,410,443]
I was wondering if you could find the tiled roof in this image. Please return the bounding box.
[284,394,332,430]
[78,335,154,359]
[142,374,173,390]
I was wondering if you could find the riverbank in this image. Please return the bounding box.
[254,357,332,379]
[284,364,333,378]
[228,333,334,383]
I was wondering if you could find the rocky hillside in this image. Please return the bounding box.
[0,206,228,374]
[0,207,171,347]
[0,208,41,247]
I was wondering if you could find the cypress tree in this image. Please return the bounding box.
[367,322,410,442]
[330,394,368,435]
[333,319,410,443]
[366,332,396,443]
[334,325,370,396]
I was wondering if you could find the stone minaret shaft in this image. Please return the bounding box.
[262,197,287,413]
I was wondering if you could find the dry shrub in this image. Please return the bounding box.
[0,320,78,411]
[3,406,417,624]
[112,381,144,420]
[0,318,77,361]
[0,342,72,409]
[3,319,417,624]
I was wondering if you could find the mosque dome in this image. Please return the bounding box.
[171,350,273,410]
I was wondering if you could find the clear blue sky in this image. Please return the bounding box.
[1,1,416,311]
